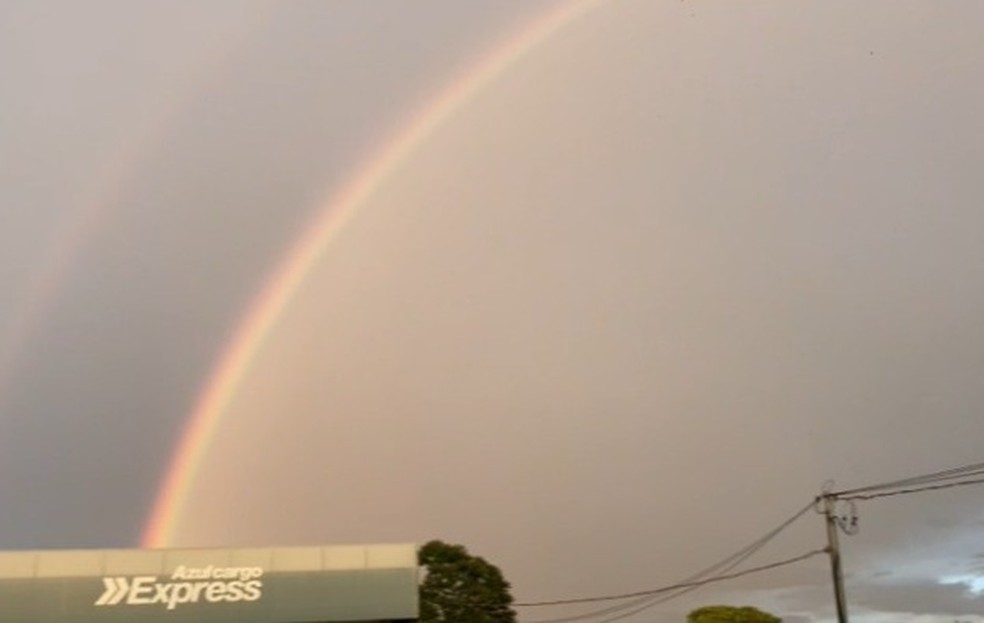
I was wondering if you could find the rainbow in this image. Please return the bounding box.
[0,6,273,406]
[142,0,602,548]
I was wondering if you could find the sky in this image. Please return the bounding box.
[1,2,984,623]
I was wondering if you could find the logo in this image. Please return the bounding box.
[95,565,263,610]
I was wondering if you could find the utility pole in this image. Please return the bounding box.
[822,494,849,623]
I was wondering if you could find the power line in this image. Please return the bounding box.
[593,594,678,623]
[519,460,984,623]
[589,541,778,623]
[827,460,984,497]
[519,501,818,623]
[525,593,659,623]
[577,545,816,623]
[517,500,815,608]
[594,550,826,623]
[819,459,984,623]
[834,476,984,501]
[526,550,826,623]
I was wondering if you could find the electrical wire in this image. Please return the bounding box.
[517,500,815,608]
[525,593,661,623]
[827,460,984,497]
[520,500,818,623]
[593,549,826,623]
[526,550,826,623]
[516,460,984,623]
[585,546,795,623]
[835,476,984,501]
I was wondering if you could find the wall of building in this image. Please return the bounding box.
[0,543,418,623]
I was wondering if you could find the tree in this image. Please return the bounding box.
[418,540,517,623]
[688,605,782,623]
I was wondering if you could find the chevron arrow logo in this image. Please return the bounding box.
[94,577,130,606]
[91,571,263,608]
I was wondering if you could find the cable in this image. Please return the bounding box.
[525,593,662,623]
[516,461,984,623]
[521,500,817,623]
[517,500,815,607]
[841,462,984,495]
[526,550,826,623]
[828,460,984,497]
[593,550,826,623]
[836,476,984,501]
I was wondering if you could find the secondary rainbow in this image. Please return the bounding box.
[0,7,272,405]
[142,0,602,548]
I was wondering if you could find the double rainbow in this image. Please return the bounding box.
[142,0,601,548]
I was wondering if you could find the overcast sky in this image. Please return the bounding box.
[2,2,984,623]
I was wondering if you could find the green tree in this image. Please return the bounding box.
[418,540,517,623]
[688,605,782,623]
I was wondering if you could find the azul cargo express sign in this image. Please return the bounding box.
[94,563,264,609]
[0,544,418,623]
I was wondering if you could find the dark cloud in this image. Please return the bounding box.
[726,572,984,622]
[851,581,981,617]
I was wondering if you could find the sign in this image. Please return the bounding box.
[0,544,418,623]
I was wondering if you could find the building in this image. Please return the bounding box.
[0,543,418,623]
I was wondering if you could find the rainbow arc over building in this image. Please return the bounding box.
[142,0,602,548]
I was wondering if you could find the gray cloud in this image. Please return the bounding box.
[2,5,984,623]
[0,0,557,548]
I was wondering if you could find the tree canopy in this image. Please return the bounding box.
[418,540,517,623]
[688,605,782,623]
